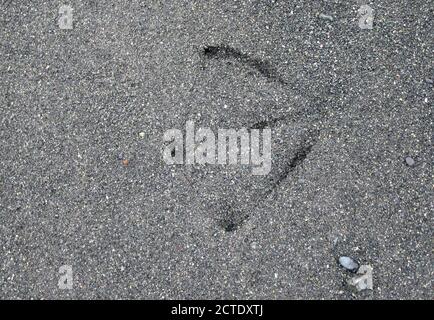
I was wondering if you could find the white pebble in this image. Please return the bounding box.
[339,256,359,272]
[405,156,415,167]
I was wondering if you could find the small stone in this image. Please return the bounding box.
[122,159,129,166]
[425,78,433,84]
[250,242,258,250]
[319,13,334,22]
[339,256,359,272]
[405,156,415,167]
[347,265,373,292]
[138,132,145,138]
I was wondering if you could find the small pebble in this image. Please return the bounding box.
[339,256,359,272]
[425,78,433,84]
[139,132,145,138]
[405,156,415,167]
[122,159,129,166]
[250,242,258,250]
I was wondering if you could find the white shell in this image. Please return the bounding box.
[339,256,359,272]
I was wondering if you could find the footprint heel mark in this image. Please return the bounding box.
[201,45,287,85]
[215,203,250,233]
